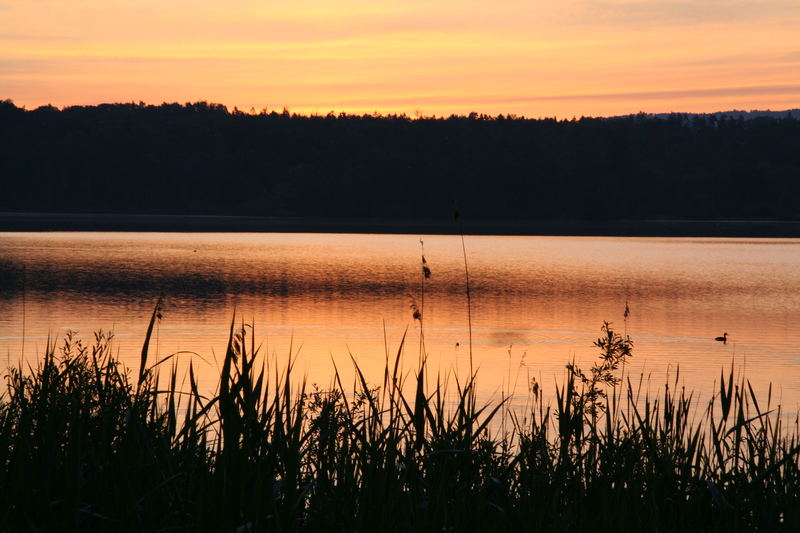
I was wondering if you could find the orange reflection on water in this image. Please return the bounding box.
[1,232,799,411]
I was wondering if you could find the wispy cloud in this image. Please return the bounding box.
[0,32,83,43]
[328,84,800,108]
[655,48,800,70]
[568,0,800,27]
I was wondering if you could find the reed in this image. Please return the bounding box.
[0,316,798,532]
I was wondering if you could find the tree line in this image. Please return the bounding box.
[1,100,798,221]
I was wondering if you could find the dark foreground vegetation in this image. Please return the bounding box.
[1,311,798,532]
[1,100,799,222]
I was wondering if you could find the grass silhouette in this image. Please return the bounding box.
[0,306,798,531]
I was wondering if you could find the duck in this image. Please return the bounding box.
[714,332,728,344]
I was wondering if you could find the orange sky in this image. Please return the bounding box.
[1,0,799,117]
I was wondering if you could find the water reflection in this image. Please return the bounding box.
[1,232,799,410]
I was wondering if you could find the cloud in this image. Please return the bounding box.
[567,0,800,27]
[660,49,800,68]
[0,32,83,42]
[0,58,53,74]
[0,1,554,48]
[327,83,800,108]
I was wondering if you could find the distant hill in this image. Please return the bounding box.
[1,100,798,224]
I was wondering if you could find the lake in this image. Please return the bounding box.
[1,232,799,411]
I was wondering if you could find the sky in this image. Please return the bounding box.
[1,0,799,118]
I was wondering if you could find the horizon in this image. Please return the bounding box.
[2,0,799,119]
[4,98,799,121]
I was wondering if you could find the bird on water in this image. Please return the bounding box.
[715,332,728,344]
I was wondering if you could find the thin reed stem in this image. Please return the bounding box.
[459,230,473,374]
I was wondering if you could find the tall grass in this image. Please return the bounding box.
[1,313,798,531]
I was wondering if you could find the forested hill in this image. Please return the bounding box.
[1,100,798,222]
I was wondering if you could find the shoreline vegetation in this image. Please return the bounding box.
[3,211,800,237]
[2,310,798,531]
[2,101,799,225]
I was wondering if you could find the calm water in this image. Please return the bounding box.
[1,232,799,410]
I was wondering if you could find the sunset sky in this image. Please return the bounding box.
[1,0,799,118]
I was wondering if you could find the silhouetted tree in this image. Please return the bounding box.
[0,101,798,221]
